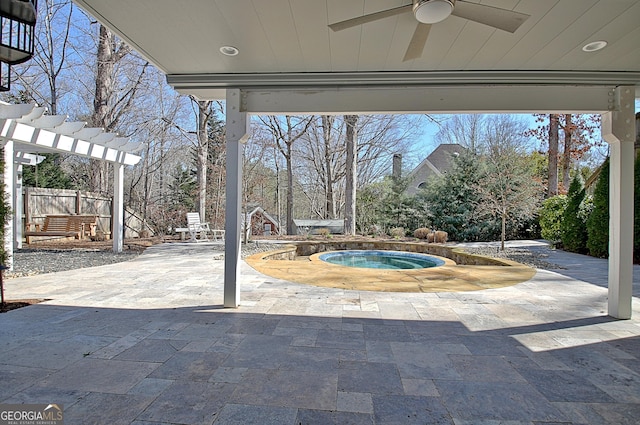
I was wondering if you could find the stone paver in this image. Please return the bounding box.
[1,241,640,424]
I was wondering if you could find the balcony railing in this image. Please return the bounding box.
[0,0,37,91]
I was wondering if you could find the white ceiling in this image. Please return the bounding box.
[72,0,640,102]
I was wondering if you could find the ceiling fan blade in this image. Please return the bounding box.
[453,1,530,33]
[329,4,412,32]
[403,23,431,61]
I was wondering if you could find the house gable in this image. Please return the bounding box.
[405,144,466,195]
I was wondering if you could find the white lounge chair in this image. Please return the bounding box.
[186,212,211,242]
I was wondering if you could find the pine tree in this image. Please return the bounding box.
[562,174,587,253]
[586,158,609,258]
[22,154,73,189]
[419,150,499,242]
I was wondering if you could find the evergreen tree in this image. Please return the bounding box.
[586,158,609,258]
[419,150,499,242]
[539,195,567,244]
[356,176,425,235]
[22,154,73,189]
[561,174,587,253]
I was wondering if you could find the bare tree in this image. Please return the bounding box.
[476,115,542,250]
[126,74,192,235]
[32,0,72,114]
[435,114,485,153]
[91,24,149,193]
[344,115,358,235]
[194,99,211,220]
[259,115,314,234]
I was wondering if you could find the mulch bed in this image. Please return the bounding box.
[0,299,48,313]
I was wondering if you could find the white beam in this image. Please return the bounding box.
[602,86,636,320]
[242,86,616,115]
[224,88,250,308]
[167,70,640,101]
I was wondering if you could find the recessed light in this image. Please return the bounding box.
[582,41,607,52]
[219,46,239,56]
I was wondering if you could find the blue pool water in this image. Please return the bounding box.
[319,250,444,270]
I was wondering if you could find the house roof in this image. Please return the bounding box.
[408,143,466,179]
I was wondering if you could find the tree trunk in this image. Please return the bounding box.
[286,144,294,235]
[344,115,358,236]
[91,25,115,193]
[547,114,559,197]
[274,147,281,234]
[196,100,211,220]
[322,116,336,219]
[501,210,506,251]
[562,114,573,191]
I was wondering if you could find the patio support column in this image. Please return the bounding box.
[3,140,14,269]
[112,163,124,253]
[602,86,635,319]
[224,88,249,308]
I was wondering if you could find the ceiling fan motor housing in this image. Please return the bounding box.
[414,0,455,24]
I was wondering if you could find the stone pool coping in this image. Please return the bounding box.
[245,241,536,292]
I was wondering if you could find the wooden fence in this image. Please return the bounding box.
[24,187,113,239]
[23,187,150,240]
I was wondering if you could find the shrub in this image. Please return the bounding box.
[434,230,448,243]
[316,228,331,237]
[538,195,567,244]
[587,158,609,258]
[390,227,405,238]
[413,227,431,239]
[561,175,587,253]
[369,224,385,237]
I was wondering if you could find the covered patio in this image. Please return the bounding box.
[1,1,638,423]
[2,241,639,423]
[72,0,640,319]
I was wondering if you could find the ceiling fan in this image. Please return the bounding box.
[329,0,530,62]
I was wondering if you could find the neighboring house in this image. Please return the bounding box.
[405,144,466,195]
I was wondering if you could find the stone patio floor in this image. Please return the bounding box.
[1,240,640,424]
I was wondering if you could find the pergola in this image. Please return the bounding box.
[0,102,142,267]
[73,0,639,318]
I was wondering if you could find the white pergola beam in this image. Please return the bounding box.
[0,119,140,166]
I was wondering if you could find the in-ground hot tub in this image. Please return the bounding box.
[245,241,536,292]
[319,250,445,270]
